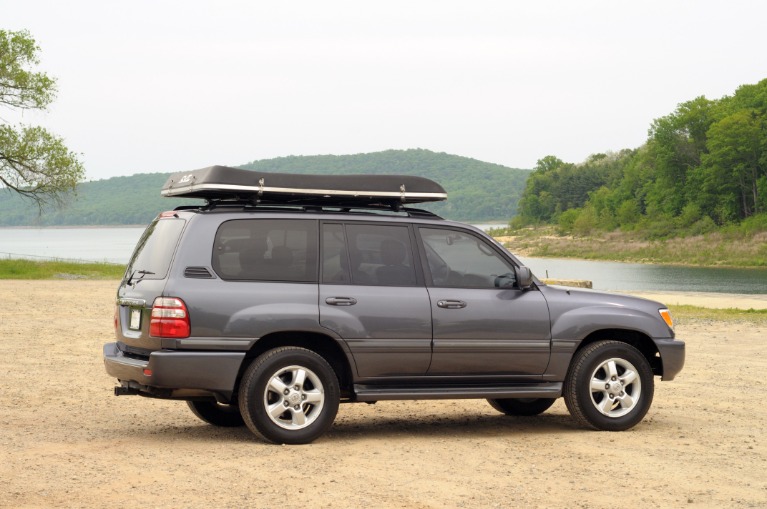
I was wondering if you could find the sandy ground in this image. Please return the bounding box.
[1,280,765,509]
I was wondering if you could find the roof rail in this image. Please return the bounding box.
[172,199,444,219]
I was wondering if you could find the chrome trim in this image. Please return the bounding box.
[117,298,147,307]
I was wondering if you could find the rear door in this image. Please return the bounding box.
[417,227,551,376]
[116,215,186,352]
[319,222,432,378]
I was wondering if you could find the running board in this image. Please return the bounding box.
[353,383,562,402]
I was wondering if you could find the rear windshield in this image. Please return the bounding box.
[124,218,186,281]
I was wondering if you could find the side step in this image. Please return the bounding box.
[353,382,562,402]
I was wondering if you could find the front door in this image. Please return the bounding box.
[417,227,551,376]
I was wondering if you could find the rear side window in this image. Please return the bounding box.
[212,219,318,282]
[322,223,417,286]
[125,218,186,281]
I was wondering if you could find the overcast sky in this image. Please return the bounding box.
[3,1,766,180]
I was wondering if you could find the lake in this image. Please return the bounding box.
[0,227,146,264]
[1,226,766,294]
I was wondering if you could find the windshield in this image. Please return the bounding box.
[124,218,186,282]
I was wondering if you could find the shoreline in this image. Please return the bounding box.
[616,290,767,310]
[0,224,147,230]
[497,240,767,270]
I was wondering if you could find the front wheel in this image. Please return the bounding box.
[487,398,556,416]
[564,340,654,431]
[238,347,340,444]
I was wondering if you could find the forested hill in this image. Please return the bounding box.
[0,149,529,226]
[515,78,767,237]
[239,149,528,221]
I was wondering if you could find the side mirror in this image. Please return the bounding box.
[514,266,534,290]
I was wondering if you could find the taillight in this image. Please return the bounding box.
[150,297,190,338]
[114,305,119,331]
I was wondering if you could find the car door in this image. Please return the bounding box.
[417,226,551,376]
[319,222,432,378]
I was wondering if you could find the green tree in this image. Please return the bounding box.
[645,96,715,216]
[0,29,83,205]
[703,109,765,218]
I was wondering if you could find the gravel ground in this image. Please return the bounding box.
[1,280,765,508]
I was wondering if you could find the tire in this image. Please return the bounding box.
[564,340,654,431]
[487,398,556,416]
[238,347,340,444]
[186,400,245,427]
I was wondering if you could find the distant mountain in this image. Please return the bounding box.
[0,149,530,226]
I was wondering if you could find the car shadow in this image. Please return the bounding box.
[116,411,584,445]
[325,412,581,442]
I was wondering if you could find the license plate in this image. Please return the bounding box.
[129,308,142,330]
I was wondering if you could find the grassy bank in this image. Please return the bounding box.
[670,305,767,325]
[491,226,767,268]
[0,259,125,280]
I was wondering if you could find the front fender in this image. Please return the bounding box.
[550,305,672,341]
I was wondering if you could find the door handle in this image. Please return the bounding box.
[325,297,358,306]
[437,300,467,309]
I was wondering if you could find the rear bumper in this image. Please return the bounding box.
[103,342,245,398]
[654,338,685,381]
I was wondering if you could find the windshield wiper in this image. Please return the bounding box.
[126,269,156,286]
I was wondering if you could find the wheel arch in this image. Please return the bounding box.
[577,328,662,377]
[234,331,354,401]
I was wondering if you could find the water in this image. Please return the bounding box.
[0,227,145,264]
[1,227,766,294]
[519,256,767,295]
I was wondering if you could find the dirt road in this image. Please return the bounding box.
[1,280,765,508]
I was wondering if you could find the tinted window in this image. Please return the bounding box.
[125,218,185,281]
[322,224,417,286]
[322,223,349,284]
[344,224,417,286]
[419,228,514,288]
[213,219,318,282]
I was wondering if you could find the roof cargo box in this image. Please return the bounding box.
[161,165,447,205]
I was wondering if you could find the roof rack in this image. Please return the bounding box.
[173,198,444,219]
[161,165,448,206]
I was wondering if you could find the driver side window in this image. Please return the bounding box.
[419,228,515,288]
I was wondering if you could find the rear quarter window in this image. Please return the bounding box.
[212,219,318,282]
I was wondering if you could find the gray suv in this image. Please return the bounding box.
[103,166,685,444]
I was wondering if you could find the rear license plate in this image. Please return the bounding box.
[129,308,142,330]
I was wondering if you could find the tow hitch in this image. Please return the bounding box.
[114,385,141,396]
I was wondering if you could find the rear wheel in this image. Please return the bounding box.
[238,347,340,444]
[487,398,556,416]
[186,400,245,427]
[564,340,654,431]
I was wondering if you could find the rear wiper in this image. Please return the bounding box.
[126,269,156,286]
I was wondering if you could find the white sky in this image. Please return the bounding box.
[3,0,766,180]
